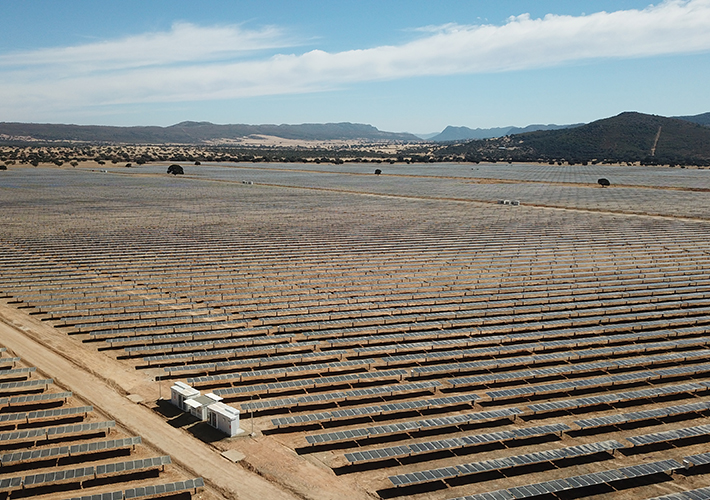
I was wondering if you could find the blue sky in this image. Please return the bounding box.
[1,1,710,134]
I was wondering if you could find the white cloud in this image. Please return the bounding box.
[2,0,710,118]
[0,22,290,73]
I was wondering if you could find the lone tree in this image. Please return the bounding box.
[167,164,184,175]
[374,169,382,175]
[598,178,610,188]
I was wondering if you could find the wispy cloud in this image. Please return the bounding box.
[0,22,290,72]
[2,0,710,118]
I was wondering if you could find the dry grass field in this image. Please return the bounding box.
[1,161,710,500]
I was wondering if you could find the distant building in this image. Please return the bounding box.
[171,381,200,411]
[170,382,242,437]
[206,402,241,437]
[184,393,223,421]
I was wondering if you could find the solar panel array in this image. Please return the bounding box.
[0,346,203,500]
[450,459,683,500]
[2,163,710,499]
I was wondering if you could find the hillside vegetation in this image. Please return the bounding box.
[440,112,710,166]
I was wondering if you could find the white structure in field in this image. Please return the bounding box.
[171,381,200,411]
[169,382,242,437]
[206,402,241,437]
[184,393,223,421]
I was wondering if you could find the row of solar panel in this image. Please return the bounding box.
[5,272,708,316]
[212,369,407,397]
[628,423,710,446]
[0,391,72,408]
[150,322,708,389]
[77,315,233,333]
[527,381,706,414]
[449,349,710,390]
[8,256,700,302]
[86,477,204,500]
[12,275,708,317]
[0,421,114,443]
[343,418,710,467]
[5,237,694,271]
[450,459,682,500]
[349,313,707,358]
[270,393,478,428]
[112,329,295,348]
[343,423,570,463]
[648,486,710,500]
[136,308,709,374]
[58,308,219,326]
[0,405,92,425]
[92,292,710,341]
[143,341,320,363]
[0,456,171,491]
[151,320,702,380]
[87,319,235,337]
[0,367,36,380]
[186,357,376,385]
[574,400,710,429]
[389,439,624,487]
[96,303,702,354]
[0,358,22,367]
[486,363,710,400]
[0,378,53,392]
[164,349,348,376]
[412,336,710,377]
[0,437,142,466]
[305,407,523,445]
[260,301,710,343]
[240,381,440,411]
[314,298,708,345]
[219,290,710,331]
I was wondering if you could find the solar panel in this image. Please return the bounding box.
[304,406,521,444]
[2,391,72,407]
[1,445,71,465]
[25,405,93,421]
[448,459,683,500]
[241,381,439,411]
[69,436,141,456]
[96,456,171,477]
[628,424,710,446]
[618,459,682,478]
[388,440,622,487]
[23,465,96,487]
[684,452,710,467]
[0,367,36,379]
[683,487,710,500]
[0,378,53,391]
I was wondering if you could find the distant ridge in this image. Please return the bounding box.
[440,112,710,165]
[0,121,420,144]
[431,123,581,142]
[674,112,710,127]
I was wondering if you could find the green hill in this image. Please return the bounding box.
[440,112,710,165]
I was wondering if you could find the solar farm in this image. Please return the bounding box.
[2,161,710,500]
[0,344,204,500]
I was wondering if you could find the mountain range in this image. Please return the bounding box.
[0,121,419,145]
[439,112,710,165]
[429,123,584,142]
[1,113,709,167]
